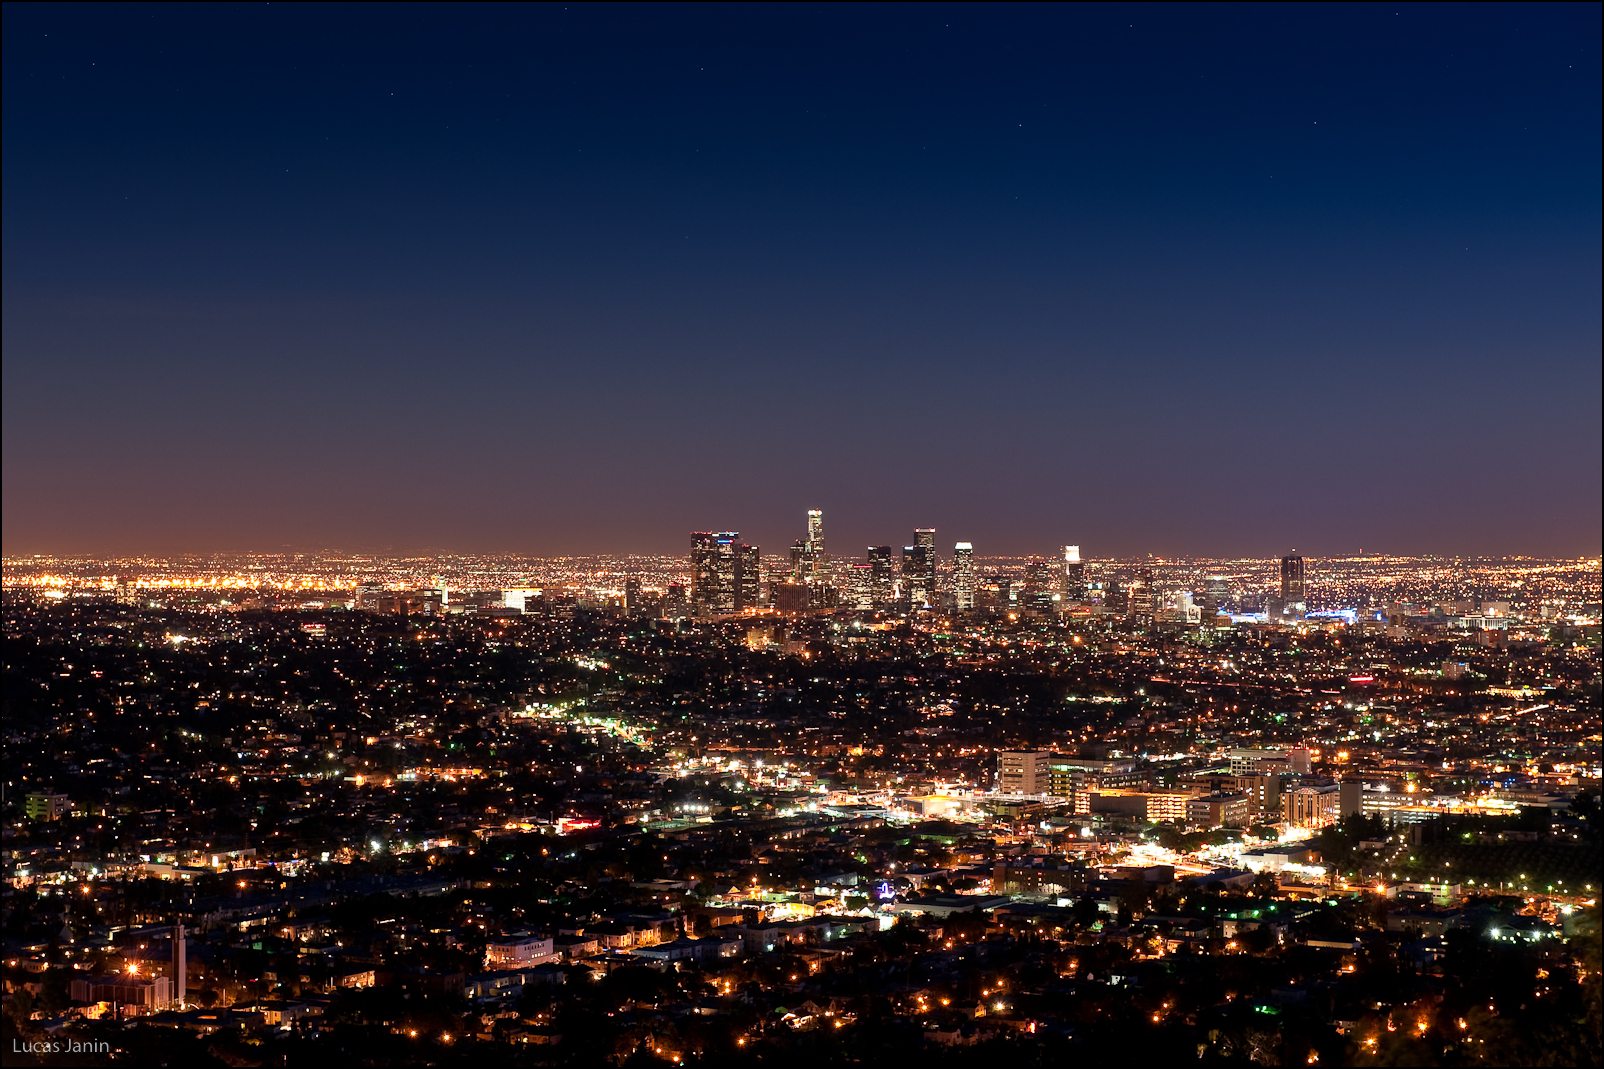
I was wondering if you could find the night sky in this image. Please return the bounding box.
[3,4,1599,558]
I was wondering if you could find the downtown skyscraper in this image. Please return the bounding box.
[901,528,937,609]
[866,545,896,609]
[790,508,828,585]
[953,541,975,612]
[1281,552,1306,610]
[691,532,760,616]
[1061,544,1086,601]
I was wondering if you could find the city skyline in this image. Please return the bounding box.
[1,6,1598,1064]
[3,4,1600,558]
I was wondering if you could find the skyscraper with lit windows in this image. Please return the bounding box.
[953,542,975,611]
[866,546,896,608]
[901,528,937,608]
[1061,545,1086,601]
[792,509,828,586]
[691,532,761,616]
[1281,552,1306,612]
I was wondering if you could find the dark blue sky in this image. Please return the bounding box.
[3,3,1599,557]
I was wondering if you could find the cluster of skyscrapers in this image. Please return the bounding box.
[688,532,762,617]
[684,513,1315,625]
[688,511,1109,620]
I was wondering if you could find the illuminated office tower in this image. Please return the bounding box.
[737,543,761,610]
[623,577,642,617]
[691,533,732,616]
[662,582,689,620]
[1205,575,1230,615]
[953,542,975,611]
[807,509,825,561]
[1104,580,1128,615]
[691,532,760,616]
[847,563,875,610]
[789,539,813,583]
[901,528,937,608]
[1280,553,1306,616]
[1280,553,1305,602]
[792,508,827,585]
[1126,569,1154,621]
[916,528,936,602]
[866,546,897,608]
[1061,545,1087,600]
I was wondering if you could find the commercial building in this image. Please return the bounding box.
[997,751,1053,795]
[691,532,761,616]
[952,542,975,611]
[1062,545,1087,601]
[1187,792,1253,829]
[1283,782,1342,829]
[1281,553,1307,615]
[1229,747,1312,777]
[25,792,70,822]
[485,934,559,969]
[866,546,897,609]
[901,529,937,608]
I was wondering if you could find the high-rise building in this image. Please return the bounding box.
[791,508,828,586]
[771,580,809,613]
[1024,559,1057,614]
[691,533,732,616]
[847,563,875,610]
[789,540,814,583]
[1204,575,1230,616]
[901,528,937,608]
[1103,580,1127,615]
[1125,569,1154,621]
[690,532,761,616]
[1061,545,1087,600]
[623,577,643,617]
[737,543,761,610]
[866,546,896,609]
[1280,553,1306,609]
[662,582,689,620]
[953,542,975,611]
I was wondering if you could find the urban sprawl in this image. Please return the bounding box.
[2,513,1600,1067]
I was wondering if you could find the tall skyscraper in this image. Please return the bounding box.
[1127,568,1154,621]
[737,543,761,611]
[1061,545,1087,601]
[953,542,975,611]
[789,540,813,583]
[792,508,827,585]
[901,528,937,608]
[1281,553,1306,607]
[691,532,761,616]
[866,546,896,609]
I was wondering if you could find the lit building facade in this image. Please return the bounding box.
[953,542,975,611]
[691,532,760,616]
